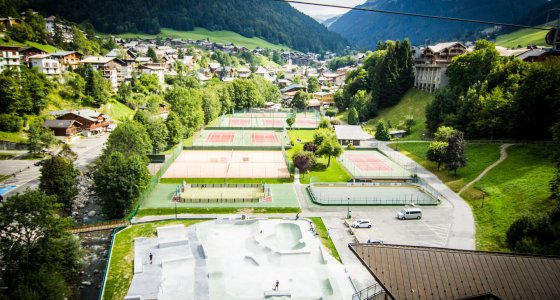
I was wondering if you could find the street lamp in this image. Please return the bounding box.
[346,197,351,219]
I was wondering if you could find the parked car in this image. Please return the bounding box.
[397,208,423,220]
[352,219,372,228]
[367,239,384,244]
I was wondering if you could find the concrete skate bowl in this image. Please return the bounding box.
[263,223,306,252]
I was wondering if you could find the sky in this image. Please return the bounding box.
[289,0,367,19]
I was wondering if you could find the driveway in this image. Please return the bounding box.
[71,133,109,171]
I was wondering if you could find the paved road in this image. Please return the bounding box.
[71,133,109,171]
[2,134,109,197]
[378,142,476,250]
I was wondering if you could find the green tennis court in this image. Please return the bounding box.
[338,150,414,179]
[141,183,300,208]
[308,183,440,206]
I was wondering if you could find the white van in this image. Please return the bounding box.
[397,208,422,220]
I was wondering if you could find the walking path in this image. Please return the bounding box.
[458,144,512,195]
[379,142,476,250]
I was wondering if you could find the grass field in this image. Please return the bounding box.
[99,101,135,122]
[1,37,58,53]
[0,131,27,143]
[102,220,205,300]
[310,217,341,263]
[397,142,501,192]
[112,27,288,50]
[463,145,557,251]
[495,27,549,48]
[365,89,433,140]
[0,153,15,160]
[287,130,352,184]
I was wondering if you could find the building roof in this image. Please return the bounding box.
[50,51,80,57]
[334,125,372,141]
[516,48,550,61]
[80,56,116,64]
[350,244,560,300]
[280,84,305,93]
[208,62,221,69]
[42,119,81,129]
[428,42,465,53]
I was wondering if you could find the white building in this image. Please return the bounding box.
[0,45,22,72]
[29,54,62,77]
[138,64,165,86]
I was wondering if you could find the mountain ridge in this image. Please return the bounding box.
[329,0,549,48]
[12,0,349,53]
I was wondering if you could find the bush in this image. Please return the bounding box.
[331,119,341,125]
[0,114,23,132]
[347,143,355,150]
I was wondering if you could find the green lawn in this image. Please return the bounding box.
[287,130,352,184]
[335,110,348,123]
[111,27,288,50]
[310,217,341,263]
[365,88,433,140]
[99,100,135,122]
[397,142,501,192]
[464,145,557,251]
[495,27,549,48]
[1,37,58,53]
[0,153,16,160]
[0,131,27,143]
[102,220,205,300]
[136,207,300,217]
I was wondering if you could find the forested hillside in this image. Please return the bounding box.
[12,0,348,52]
[329,0,548,48]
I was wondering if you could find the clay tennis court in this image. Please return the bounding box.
[339,150,413,179]
[294,118,318,127]
[251,132,279,143]
[192,130,289,148]
[162,150,290,179]
[227,118,251,126]
[206,132,235,143]
[261,118,286,127]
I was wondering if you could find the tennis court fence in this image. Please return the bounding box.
[307,181,442,206]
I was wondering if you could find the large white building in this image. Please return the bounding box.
[413,42,467,92]
[29,54,62,77]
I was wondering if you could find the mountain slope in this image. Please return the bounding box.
[329,0,548,48]
[14,0,348,52]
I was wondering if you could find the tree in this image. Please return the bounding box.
[319,118,331,129]
[307,76,320,93]
[427,141,448,170]
[434,125,457,142]
[27,120,56,156]
[313,128,334,145]
[104,121,152,158]
[325,109,336,120]
[0,113,23,132]
[145,118,169,153]
[347,107,359,125]
[444,131,467,174]
[374,120,391,141]
[286,117,295,129]
[93,152,150,218]
[404,114,416,133]
[83,65,110,106]
[292,151,315,178]
[549,121,560,202]
[58,144,77,162]
[0,190,83,299]
[39,156,80,215]
[147,47,158,62]
[134,74,161,95]
[316,136,343,167]
[165,87,205,137]
[303,142,318,153]
[166,111,185,145]
[201,88,222,124]
[291,91,310,110]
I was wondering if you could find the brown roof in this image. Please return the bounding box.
[350,244,560,300]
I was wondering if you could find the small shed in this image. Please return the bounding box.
[389,130,407,139]
[334,125,372,146]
